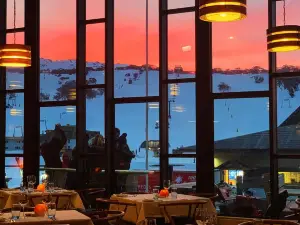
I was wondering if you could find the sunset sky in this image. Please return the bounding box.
[7,0,300,71]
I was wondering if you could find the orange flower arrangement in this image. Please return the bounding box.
[34,203,47,217]
[37,183,45,192]
[159,189,169,197]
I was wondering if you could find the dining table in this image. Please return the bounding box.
[110,193,216,225]
[0,210,93,225]
[0,189,84,210]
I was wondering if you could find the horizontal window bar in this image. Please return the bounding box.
[275,154,300,159]
[166,78,196,84]
[0,27,25,34]
[213,91,270,99]
[1,89,24,94]
[39,100,76,107]
[165,6,195,15]
[82,84,105,89]
[85,18,106,24]
[168,154,196,158]
[272,72,300,78]
[114,96,159,104]
[5,154,23,157]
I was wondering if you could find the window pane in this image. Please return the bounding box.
[168,13,195,79]
[86,24,105,85]
[115,103,159,193]
[214,98,269,143]
[213,0,269,92]
[7,0,24,29]
[277,77,300,153]
[114,0,159,97]
[40,0,76,101]
[169,83,195,153]
[169,157,196,194]
[278,159,300,208]
[7,32,24,44]
[40,107,76,171]
[6,93,24,154]
[168,0,194,9]
[214,98,270,216]
[6,157,23,188]
[87,0,105,20]
[6,70,24,90]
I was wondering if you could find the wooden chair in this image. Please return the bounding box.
[158,200,208,225]
[83,210,125,225]
[29,194,72,210]
[193,193,219,206]
[76,188,106,209]
[96,198,138,225]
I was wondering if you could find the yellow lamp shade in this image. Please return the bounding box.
[267,25,300,52]
[0,44,31,67]
[199,0,247,22]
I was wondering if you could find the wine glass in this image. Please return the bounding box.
[163,180,171,190]
[19,193,28,219]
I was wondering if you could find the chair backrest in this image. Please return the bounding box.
[76,188,106,209]
[194,193,219,205]
[121,192,148,195]
[84,210,125,225]
[158,200,207,225]
[96,198,136,213]
[29,194,72,210]
[264,190,288,219]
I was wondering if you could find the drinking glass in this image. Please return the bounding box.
[27,182,34,193]
[47,202,56,219]
[47,182,54,193]
[11,204,21,220]
[19,193,28,219]
[163,180,171,190]
[152,188,159,199]
[195,208,208,225]
[171,187,178,199]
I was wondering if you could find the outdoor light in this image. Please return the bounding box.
[267,0,300,52]
[267,25,300,52]
[0,0,31,67]
[199,0,247,22]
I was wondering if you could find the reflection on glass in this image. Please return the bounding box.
[277,77,300,152]
[115,103,159,193]
[6,93,24,154]
[39,106,76,184]
[169,83,195,154]
[5,157,23,188]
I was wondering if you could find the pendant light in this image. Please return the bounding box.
[199,0,247,22]
[0,0,31,67]
[267,0,300,52]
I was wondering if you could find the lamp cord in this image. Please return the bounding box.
[283,0,286,25]
[14,0,16,44]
